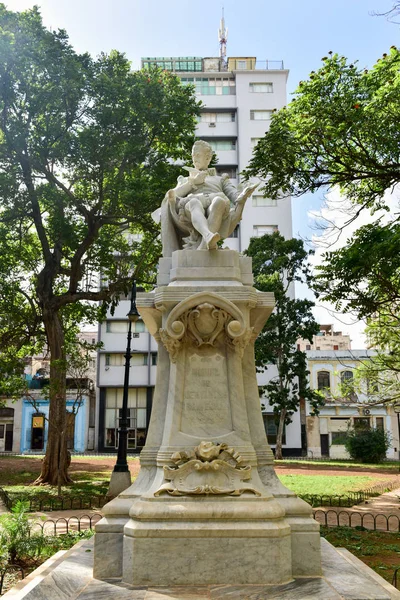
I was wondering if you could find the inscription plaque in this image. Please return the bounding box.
[180,350,232,437]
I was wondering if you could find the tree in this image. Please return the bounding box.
[246,233,324,459]
[315,219,400,403]
[345,426,391,463]
[0,5,200,485]
[244,47,400,212]
[244,45,400,409]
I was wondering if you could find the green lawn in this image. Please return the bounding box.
[278,474,386,496]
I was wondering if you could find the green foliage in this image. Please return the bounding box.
[246,232,324,458]
[345,427,391,463]
[316,219,400,404]
[0,499,94,568]
[0,5,200,482]
[244,47,400,210]
[244,45,400,409]
[0,501,41,564]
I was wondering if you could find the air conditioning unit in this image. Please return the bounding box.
[363,408,371,415]
[208,122,216,127]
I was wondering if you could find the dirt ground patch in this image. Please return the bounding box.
[0,456,398,483]
[275,463,400,477]
[0,455,141,481]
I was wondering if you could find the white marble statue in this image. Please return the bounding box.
[154,140,258,256]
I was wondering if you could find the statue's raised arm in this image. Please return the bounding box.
[153,140,258,257]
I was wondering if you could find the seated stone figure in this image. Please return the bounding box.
[154,140,257,257]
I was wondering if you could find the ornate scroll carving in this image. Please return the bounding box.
[154,441,261,497]
[158,292,254,361]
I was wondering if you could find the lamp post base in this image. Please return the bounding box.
[106,470,131,499]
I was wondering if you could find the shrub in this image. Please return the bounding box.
[345,427,391,463]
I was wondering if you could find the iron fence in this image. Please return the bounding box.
[300,478,400,507]
[0,514,102,595]
[3,491,107,512]
[0,566,25,596]
[314,509,400,532]
[30,513,102,535]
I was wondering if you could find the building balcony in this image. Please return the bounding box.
[197,121,237,138]
[98,364,151,387]
[198,95,236,109]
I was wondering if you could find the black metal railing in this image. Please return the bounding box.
[4,493,107,512]
[314,509,400,532]
[0,514,102,595]
[29,513,102,535]
[0,487,12,510]
[0,566,25,596]
[392,567,400,590]
[299,478,400,507]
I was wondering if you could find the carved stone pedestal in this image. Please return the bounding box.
[94,250,321,586]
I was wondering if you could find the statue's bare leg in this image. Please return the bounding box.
[186,198,220,249]
[207,196,230,235]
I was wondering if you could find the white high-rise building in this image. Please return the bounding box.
[95,49,298,455]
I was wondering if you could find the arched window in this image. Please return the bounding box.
[317,371,330,391]
[340,370,354,385]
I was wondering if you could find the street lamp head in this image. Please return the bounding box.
[128,278,140,323]
[128,303,140,323]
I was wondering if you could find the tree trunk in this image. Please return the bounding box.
[275,408,287,461]
[34,309,72,486]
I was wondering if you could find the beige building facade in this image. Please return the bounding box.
[297,324,351,353]
[305,350,399,460]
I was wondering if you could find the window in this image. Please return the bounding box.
[252,195,277,207]
[151,353,158,366]
[341,370,354,384]
[0,424,4,438]
[216,167,237,179]
[208,140,236,151]
[253,225,278,237]
[182,77,235,95]
[228,225,239,238]
[250,110,273,120]
[354,417,370,430]
[200,112,235,123]
[105,388,148,449]
[331,431,348,445]
[317,371,330,391]
[106,320,146,333]
[249,82,273,93]
[237,60,247,70]
[376,417,384,430]
[333,345,339,350]
[306,345,311,351]
[105,353,147,367]
[263,414,286,445]
[251,138,262,148]
[143,57,203,72]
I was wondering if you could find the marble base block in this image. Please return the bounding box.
[94,249,322,586]
[123,535,292,586]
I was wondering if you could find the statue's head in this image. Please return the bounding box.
[192,140,213,170]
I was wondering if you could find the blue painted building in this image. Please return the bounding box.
[20,394,89,453]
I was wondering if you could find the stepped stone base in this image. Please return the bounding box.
[5,537,400,600]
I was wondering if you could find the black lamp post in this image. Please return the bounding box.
[394,404,400,473]
[112,279,140,475]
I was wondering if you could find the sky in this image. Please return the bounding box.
[6,0,399,346]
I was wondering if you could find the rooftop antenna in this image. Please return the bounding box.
[218,7,228,70]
